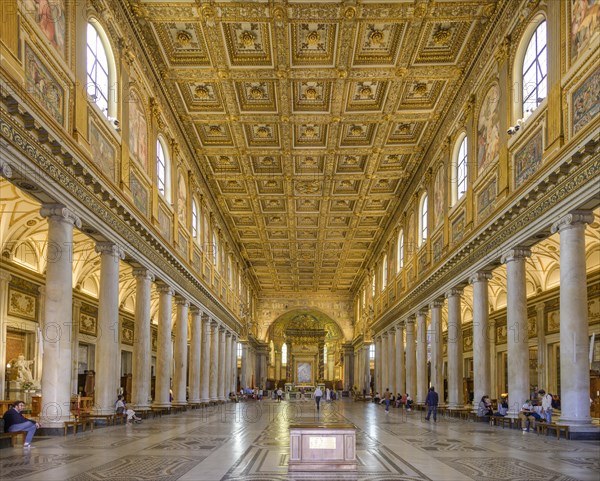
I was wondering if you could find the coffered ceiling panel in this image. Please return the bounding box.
[131,0,502,293]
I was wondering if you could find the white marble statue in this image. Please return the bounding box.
[14,354,35,384]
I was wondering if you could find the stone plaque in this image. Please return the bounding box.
[309,436,336,450]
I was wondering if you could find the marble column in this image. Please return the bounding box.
[231,335,238,394]
[489,318,497,400]
[153,284,174,408]
[0,271,12,399]
[363,344,371,394]
[224,331,232,399]
[172,297,189,406]
[188,307,202,404]
[387,330,395,394]
[552,211,594,425]
[40,205,81,426]
[381,333,389,391]
[446,287,464,409]
[218,326,227,401]
[132,268,153,409]
[375,336,382,392]
[209,321,219,401]
[240,342,248,389]
[535,303,546,392]
[430,300,443,400]
[258,346,268,389]
[395,323,405,396]
[274,346,282,383]
[405,317,416,399]
[416,309,428,404]
[200,315,211,402]
[94,242,125,414]
[354,348,361,392]
[71,299,82,398]
[470,272,492,407]
[501,248,531,415]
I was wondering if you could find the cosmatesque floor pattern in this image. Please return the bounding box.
[1,400,599,481]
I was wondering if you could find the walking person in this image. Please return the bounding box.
[425,387,439,422]
[314,386,323,411]
[277,388,283,403]
[383,388,391,414]
[2,400,40,448]
[539,389,553,423]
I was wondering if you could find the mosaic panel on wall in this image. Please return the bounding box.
[572,65,600,135]
[24,43,64,125]
[157,204,172,242]
[22,0,66,56]
[477,83,500,173]
[433,166,445,228]
[514,130,543,189]
[89,119,116,181]
[451,211,465,245]
[177,172,187,226]
[129,170,148,217]
[128,90,148,172]
[7,289,37,321]
[121,319,134,346]
[477,176,497,220]
[570,0,600,62]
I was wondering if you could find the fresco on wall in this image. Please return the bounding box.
[129,171,148,216]
[477,84,500,173]
[572,65,600,135]
[89,120,116,181]
[24,44,64,125]
[22,0,66,56]
[128,90,148,172]
[177,172,187,226]
[157,205,172,242]
[451,211,465,245]
[433,166,445,228]
[407,212,415,258]
[514,130,543,189]
[477,176,497,220]
[433,235,443,263]
[571,0,600,62]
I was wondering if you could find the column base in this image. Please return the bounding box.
[152,402,172,409]
[557,415,593,426]
[200,398,211,403]
[132,403,151,411]
[565,425,600,440]
[188,398,202,404]
[172,400,187,406]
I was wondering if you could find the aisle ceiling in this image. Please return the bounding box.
[129,0,500,293]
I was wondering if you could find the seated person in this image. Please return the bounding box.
[477,395,494,417]
[494,396,509,416]
[2,400,40,448]
[395,393,402,408]
[115,395,141,424]
[373,392,381,403]
[518,400,541,432]
[405,394,413,411]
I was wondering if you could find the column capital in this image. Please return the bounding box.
[190,306,201,315]
[381,331,388,339]
[501,247,531,264]
[0,270,12,283]
[210,319,219,329]
[387,326,396,334]
[72,298,82,308]
[156,284,175,296]
[40,204,82,228]
[417,308,428,317]
[551,210,594,233]
[469,271,493,284]
[95,242,126,259]
[405,316,415,326]
[0,158,13,178]
[429,299,444,309]
[202,313,212,324]
[132,267,155,281]
[395,322,404,331]
[445,287,464,299]
[219,325,227,334]
[225,331,232,338]
[175,296,189,307]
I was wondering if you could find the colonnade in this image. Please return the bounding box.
[37,204,240,427]
[371,211,594,427]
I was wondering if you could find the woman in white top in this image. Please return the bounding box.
[115,395,141,424]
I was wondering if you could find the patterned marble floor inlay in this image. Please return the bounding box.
[67,455,199,481]
[145,435,229,451]
[0,454,85,479]
[440,457,583,481]
[403,437,488,452]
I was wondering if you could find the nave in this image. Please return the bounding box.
[1,399,599,481]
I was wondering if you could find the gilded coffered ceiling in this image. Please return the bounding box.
[127,0,501,294]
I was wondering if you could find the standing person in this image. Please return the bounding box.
[2,400,40,448]
[314,386,323,411]
[383,388,391,414]
[276,387,283,403]
[539,389,553,423]
[325,387,331,403]
[425,387,439,421]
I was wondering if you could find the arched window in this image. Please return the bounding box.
[419,192,428,246]
[282,343,288,365]
[522,20,547,119]
[397,229,404,272]
[452,134,468,205]
[156,138,170,201]
[382,254,388,290]
[86,22,112,116]
[212,232,219,266]
[191,198,199,240]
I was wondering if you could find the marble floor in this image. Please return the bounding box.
[1,400,599,481]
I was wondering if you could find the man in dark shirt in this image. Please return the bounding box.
[2,400,40,447]
[425,387,439,422]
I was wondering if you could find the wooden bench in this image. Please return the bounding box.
[63,419,94,435]
[536,423,570,440]
[80,414,115,426]
[0,431,27,447]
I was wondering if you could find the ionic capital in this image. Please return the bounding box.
[210,320,219,329]
[40,204,82,228]
[225,331,232,338]
[417,307,428,317]
[95,242,126,259]
[132,267,155,282]
[175,296,189,307]
[405,316,416,326]
[551,210,594,234]
[0,158,12,178]
[445,287,464,299]
[388,326,396,334]
[0,270,12,283]
[429,299,444,310]
[501,247,531,264]
[469,271,493,284]
[190,306,201,315]
[156,283,175,296]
